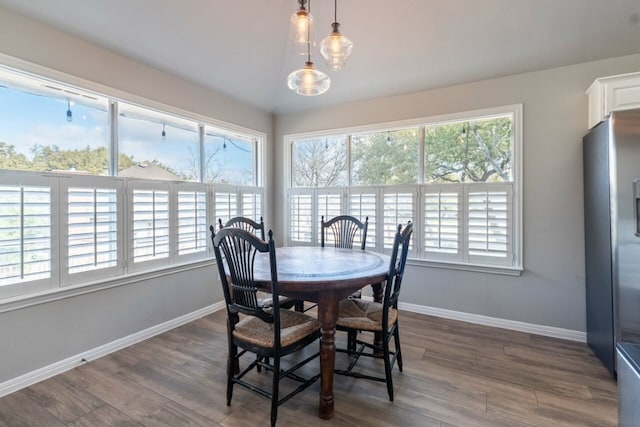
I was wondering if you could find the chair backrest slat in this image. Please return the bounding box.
[321,215,369,250]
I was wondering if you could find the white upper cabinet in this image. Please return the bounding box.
[587,72,640,129]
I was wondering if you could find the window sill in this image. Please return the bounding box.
[407,258,523,276]
[0,259,216,314]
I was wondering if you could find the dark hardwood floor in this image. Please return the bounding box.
[0,310,617,426]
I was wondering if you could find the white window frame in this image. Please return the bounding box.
[284,104,523,276]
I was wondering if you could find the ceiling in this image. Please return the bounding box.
[1,0,640,115]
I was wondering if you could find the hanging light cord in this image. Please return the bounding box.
[334,0,337,23]
[306,0,312,63]
[220,137,251,153]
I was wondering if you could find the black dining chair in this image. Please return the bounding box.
[218,216,265,240]
[321,215,369,250]
[305,214,370,314]
[334,221,413,401]
[212,227,321,427]
[215,217,301,311]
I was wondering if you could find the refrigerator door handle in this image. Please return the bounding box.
[634,179,640,237]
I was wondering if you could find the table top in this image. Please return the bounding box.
[251,246,390,293]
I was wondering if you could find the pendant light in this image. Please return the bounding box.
[287,0,330,96]
[287,61,330,96]
[289,0,314,56]
[320,0,353,71]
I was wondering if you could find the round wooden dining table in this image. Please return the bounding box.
[250,246,390,420]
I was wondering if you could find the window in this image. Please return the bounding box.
[0,65,265,300]
[0,69,109,175]
[292,136,347,187]
[351,128,419,185]
[286,105,522,274]
[204,127,257,185]
[425,116,512,183]
[118,103,200,181]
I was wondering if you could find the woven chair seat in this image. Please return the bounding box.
[234,309,320,348]
[336,298,397,332]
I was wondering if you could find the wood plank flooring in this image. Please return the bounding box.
[0,310,617,426]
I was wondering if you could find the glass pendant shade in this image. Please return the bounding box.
[320,23,353,71]
[287,62,331,96]
[289,5,314,55]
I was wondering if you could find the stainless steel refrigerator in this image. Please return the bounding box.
[583,108,640,374]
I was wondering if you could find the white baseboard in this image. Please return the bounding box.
[0,301,225,398]
[396,300,586,342]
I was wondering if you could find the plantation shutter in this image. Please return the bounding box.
[0,185,51,286]
[382,187,415,253]
[289,189,313,244]
[317,189,344,245]
[423,187,462,261]
[348,189,378,250]
[241,188,263,222]
[131,186,170,265]
[177,189,207,257]
[66,186,119,276]
[214,186,238,224]
[467,184,513,265]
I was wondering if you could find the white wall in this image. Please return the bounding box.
[0,8,271,385]
[274,53,640,333]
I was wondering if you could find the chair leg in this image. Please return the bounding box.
[295,300,305,312]
[382,331,394,401]
[394,323,403,372]
[271,356,280,427]
[227,344,237,405]
[347,330,356,355]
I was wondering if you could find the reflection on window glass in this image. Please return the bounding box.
[292,137,347,187]
[351,129,419,185]
[204,129,255,185]
[424,115,512,183]
[0,72,109,175]
[118,103,199,182]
